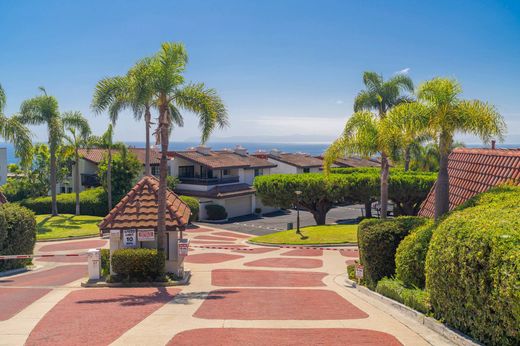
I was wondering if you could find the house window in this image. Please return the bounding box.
[303,168,310,173]
[60,186,66,193]
[179,165,194,177]
[67,187,73,193]
[151,165,160,177]
[254,168,263,177]
[200,166,213,178]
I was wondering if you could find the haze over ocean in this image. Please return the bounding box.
[2,141,518,165]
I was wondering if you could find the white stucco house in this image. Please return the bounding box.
[57,147,161,194]
[168,145,278,219]
[254,149,324,174]
[0,148,7,186]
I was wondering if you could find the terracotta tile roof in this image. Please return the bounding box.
[78,148,161,165]
[316,155,381,168]
[418,148,520,217]
[269,153,324,168]
[175,183,255,199]
[99,175,190,231]
[0,191,7,204]
[169,150,276,170]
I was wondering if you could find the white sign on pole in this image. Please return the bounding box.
[178,239,189,257]
[355,264,364,279]
[123,229,137,247]
[138,229,155,242]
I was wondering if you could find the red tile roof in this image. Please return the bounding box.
[316,156,381,168]
[418,148,520,217]
[78,148,161,165]
[169,150,276,170]
[0,191,7,204]
[99,175,190,231]
[268,153,324,168]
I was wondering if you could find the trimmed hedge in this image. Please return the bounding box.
[395,221,434,288]
[425,186,520,345]
[376,278,430,314]
[20,187,108,216]
[100,248,110,277]
[180,196,199,223]
[111,248,165,282]
[205,204,228,220]
[0,203,37,272]
[357,216,427,288]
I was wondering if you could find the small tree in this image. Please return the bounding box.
[98,148,141,205]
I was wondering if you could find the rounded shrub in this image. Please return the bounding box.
[205,204,228,220]
[425,186,520,345]
[357,216,428,288]
[111,248,165,282]
[395,221,434,288]
[20,187,108,216]
[0,203,37,272]
[180,196,199,223]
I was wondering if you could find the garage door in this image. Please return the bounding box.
[225,195,252,218]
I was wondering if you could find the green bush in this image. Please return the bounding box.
[357,216,427,289]
[395,221,434,288]
[205,204,228,220]
[425,186,520,345]
[111,248,165,282]
[100,248,110,277]
[376,278,431,314]
[0,203,37,272]
[20,187,108,216]
[180,196,199,223]
[98,150,142,204]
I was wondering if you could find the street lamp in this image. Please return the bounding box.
[295,190,302,235]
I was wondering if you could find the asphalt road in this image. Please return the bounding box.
[196,204,364,236]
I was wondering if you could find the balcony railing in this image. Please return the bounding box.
[81,174,101,187]
[178,175,239,185]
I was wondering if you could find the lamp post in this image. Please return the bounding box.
[295,190,302,235]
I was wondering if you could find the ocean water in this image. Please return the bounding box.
[1,141,518,164]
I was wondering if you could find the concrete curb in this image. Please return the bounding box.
[343,277,480,346]
[246,240,358,248]
[0,267,29,277]
[80,271,191,288]
[36,234,100,243]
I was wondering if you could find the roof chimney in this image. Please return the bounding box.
[491,140,496,150]
[234,145,248,156]
[195,145,211,155]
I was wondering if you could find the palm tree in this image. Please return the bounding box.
[343,72,414,218]
[92,59,183,176]
[0,84,33,168]
[62,112,91,215]
[416,78,506,219]
[147,42,228,251]
[89,124,126,211]
[382,102,431,171]
[18,87,82,216]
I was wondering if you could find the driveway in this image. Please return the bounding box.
[0,231,451,345]
[198,205,365,236]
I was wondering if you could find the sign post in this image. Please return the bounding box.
[355,264,364,285]
[123,229,137,247]
[178,239,189,257]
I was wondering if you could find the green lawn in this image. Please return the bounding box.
[250,224,358,245]
[35,214,103,240]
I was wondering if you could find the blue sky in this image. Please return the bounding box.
[1,0,519,144]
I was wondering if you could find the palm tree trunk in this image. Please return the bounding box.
[380,153,389,219]
[50,144,58,216]
[364,200,372,218]
[404,146,411,171]
[434,134,451,219]
[157,104,169,252]
[107,148,112,210]
[144,108,151,176]
[74,149,80,215]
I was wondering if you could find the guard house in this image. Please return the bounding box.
[98,175,191,276]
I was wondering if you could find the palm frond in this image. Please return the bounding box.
[0,115,33,168]
[62,111,91,139]
[353,90,379,112]
[456,100,506,143]
[91,76,128,119]
[0,83,6,114]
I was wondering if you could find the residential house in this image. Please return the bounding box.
[418,146,520,217]
[256,149,324,174]
[58,147,161,194]
[0,148,7,186]
[168,145,278,219]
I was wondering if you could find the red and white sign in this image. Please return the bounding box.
[138,230,155,242]
[178,239,189,257]
[355,264,364,279]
